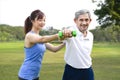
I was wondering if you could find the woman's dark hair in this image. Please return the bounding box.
[24,9,45,34]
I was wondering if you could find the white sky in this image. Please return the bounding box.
[0,0,99,30]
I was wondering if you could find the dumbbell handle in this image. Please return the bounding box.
[58,30,77,38]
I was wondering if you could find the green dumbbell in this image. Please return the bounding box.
[58,30,77,38]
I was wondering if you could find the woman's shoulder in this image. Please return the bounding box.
[25,31,37,38]
[25,32,31,38]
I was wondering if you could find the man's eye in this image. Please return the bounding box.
[85,19,89,21]
[79,19,83,21]
[79,19,89,22]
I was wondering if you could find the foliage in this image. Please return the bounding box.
[94,0,120,28]
[40,28,59,36]
[91,25,120,42]
[0,24,60,42]
[0,24,24,41]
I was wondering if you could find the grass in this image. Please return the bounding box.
[92,42,120,80]
[0,41,120,80]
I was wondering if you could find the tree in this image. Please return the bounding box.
[94,0,120,28]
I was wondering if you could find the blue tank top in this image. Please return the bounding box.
[18,39,46,79]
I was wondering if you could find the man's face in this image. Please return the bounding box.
[74,13,91,32]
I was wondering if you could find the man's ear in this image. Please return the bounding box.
[89,19,92,23]
[90,19,92,22]
[74,18,76,23]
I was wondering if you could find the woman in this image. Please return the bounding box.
[18,9,71,80]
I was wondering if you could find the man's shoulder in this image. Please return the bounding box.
[87,31,93,38]
[88,30,93,35]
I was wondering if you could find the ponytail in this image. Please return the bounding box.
[24,16,32,34]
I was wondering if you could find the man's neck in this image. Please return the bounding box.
[80,30,87,37]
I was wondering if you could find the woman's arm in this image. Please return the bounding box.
[25,29,71,48]
[45,42,65,52]
[27,29,72,44]
[26,33,59,44]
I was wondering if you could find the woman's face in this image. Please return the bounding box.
[32,16,46,30]
[74,13,91,32]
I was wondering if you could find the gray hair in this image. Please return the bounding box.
[74,9,91,19]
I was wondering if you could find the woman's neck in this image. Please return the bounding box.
[31,28,40,34]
